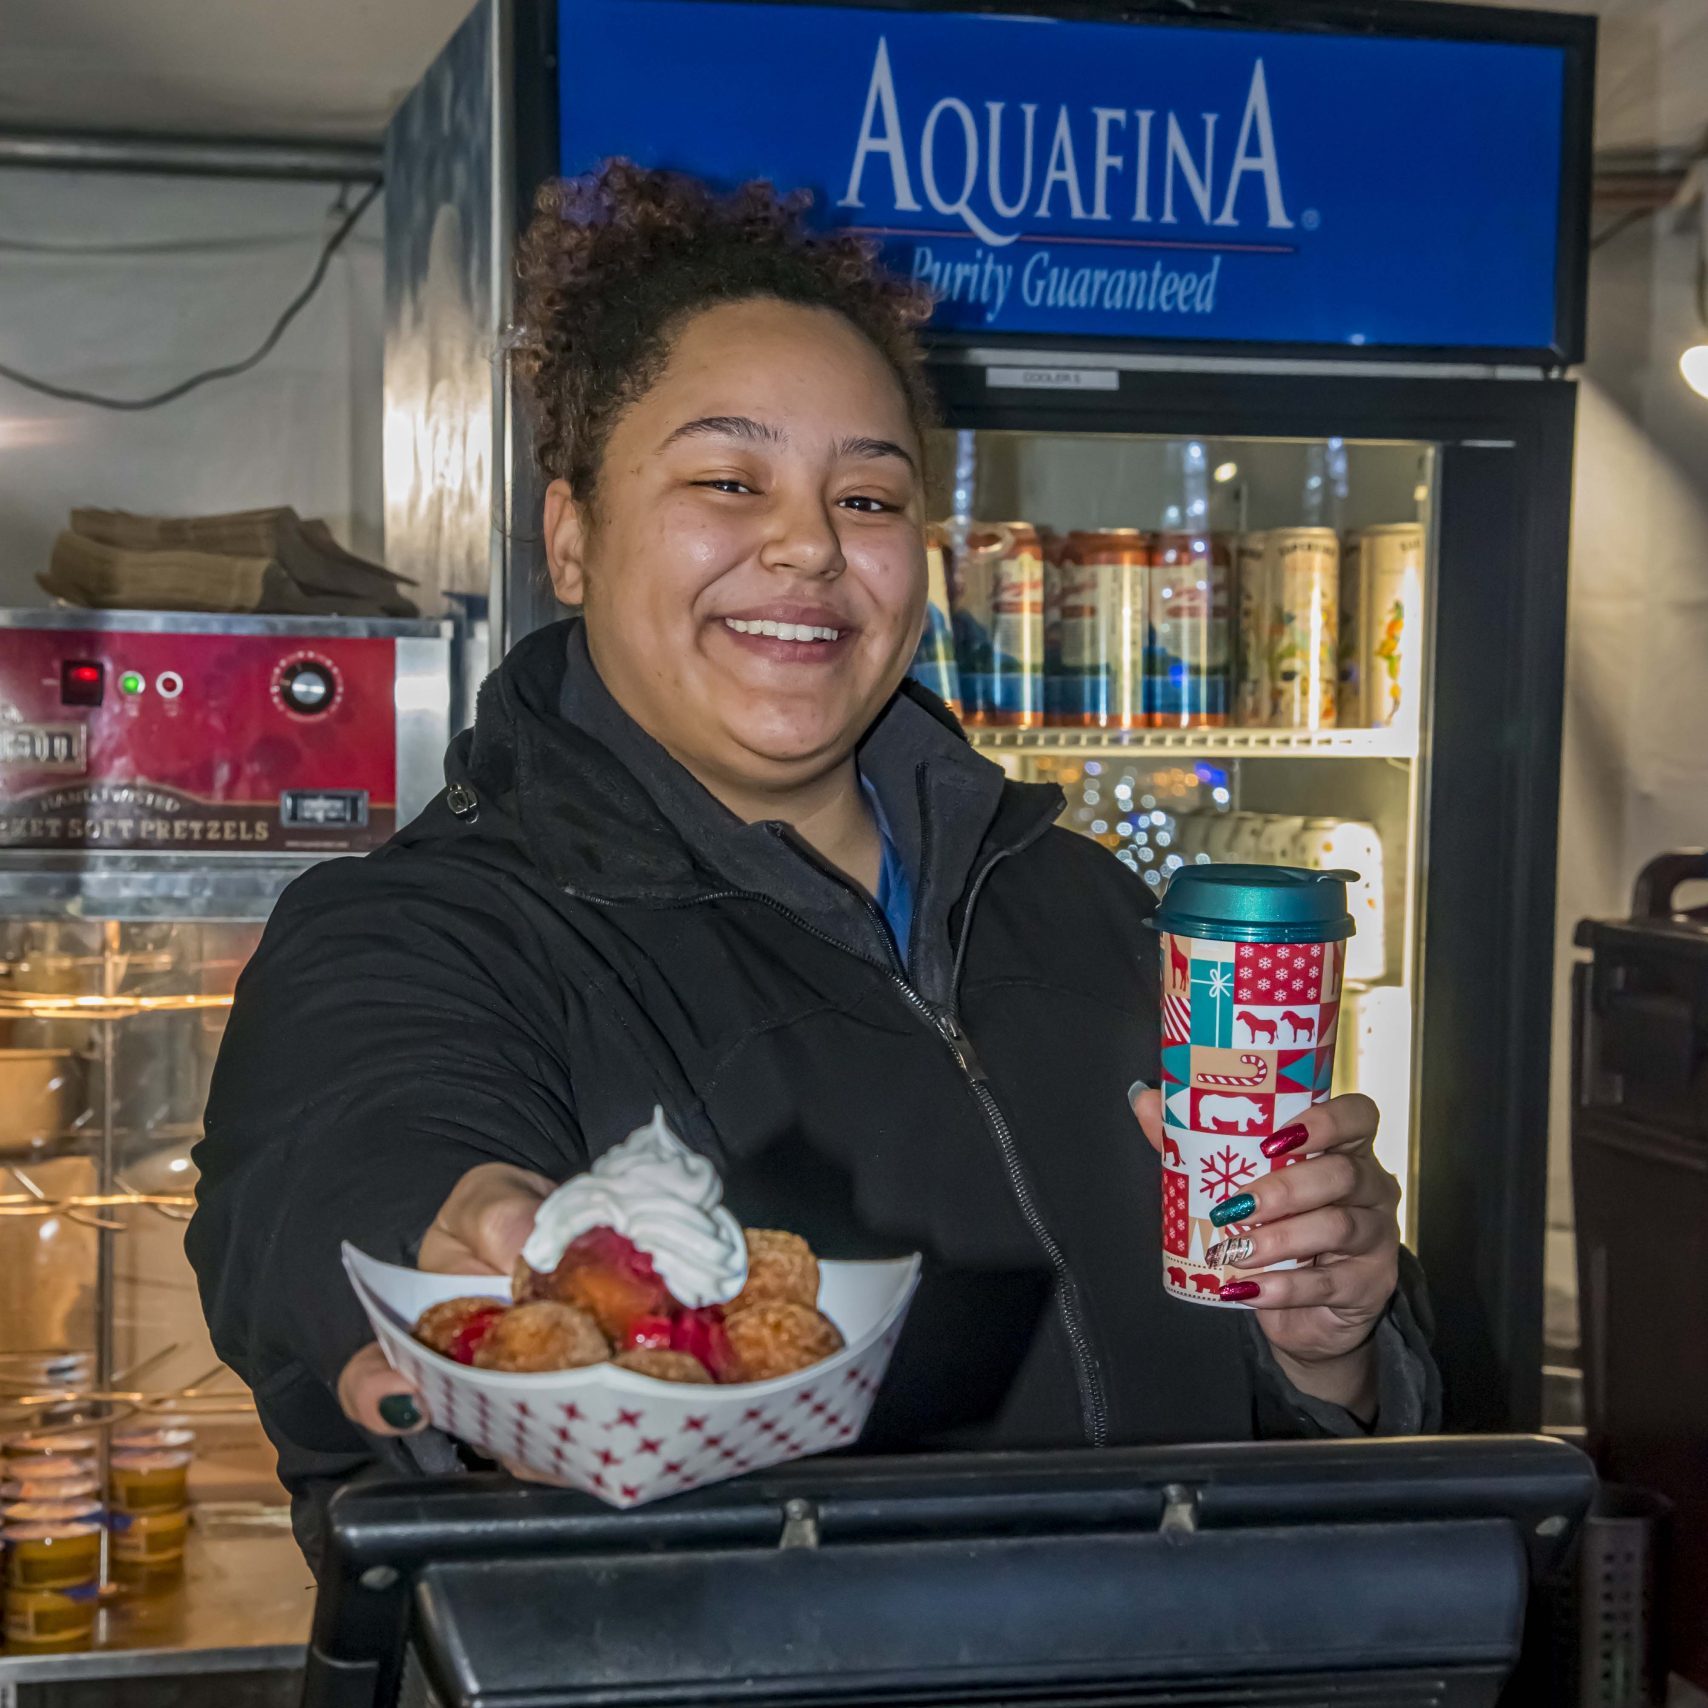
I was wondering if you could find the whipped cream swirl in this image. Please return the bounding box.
[520,1107,747,1308]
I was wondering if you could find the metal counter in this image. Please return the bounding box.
[0,1515,312,1705]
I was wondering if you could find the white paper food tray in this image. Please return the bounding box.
[343,1243,921,1508]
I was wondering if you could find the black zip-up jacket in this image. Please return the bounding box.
[189,620,1437,1563]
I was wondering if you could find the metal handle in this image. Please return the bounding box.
[1630,849,1708,920]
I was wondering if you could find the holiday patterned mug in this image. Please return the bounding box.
[1150,864,1356,1309]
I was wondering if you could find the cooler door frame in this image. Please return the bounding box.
[928,360,1576,1431]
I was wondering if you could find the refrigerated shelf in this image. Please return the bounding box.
[969,726,1417,760]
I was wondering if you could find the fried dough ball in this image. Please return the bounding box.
[613,1348,714,1384]
[415,1296,508,1358]
[724,1301,844,1382]
[729,1228,819,1313]
[511,1256,551,1306]
[473,1301,610,1372]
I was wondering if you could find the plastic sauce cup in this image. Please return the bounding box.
[4,1433,100,1460]
[110,1504,189,1592]
[4,1474,100,1503]
[4,1582,100,1651]
[3,1519,103,1589]
[108,1450,191,1513]
[3,1499,104,1526]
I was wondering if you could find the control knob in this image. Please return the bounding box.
[279,660,336,715]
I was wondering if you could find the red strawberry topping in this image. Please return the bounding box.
[564,1226,661,1283]
[671,1306,737,1383]
[548,1225,672,1342]
[447,1304,506,1366]
[622,1313,675,1352]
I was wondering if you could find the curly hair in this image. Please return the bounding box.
[512,159,937,502]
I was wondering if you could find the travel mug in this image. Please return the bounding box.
[1149,863,1355,1308]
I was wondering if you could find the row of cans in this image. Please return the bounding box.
[910,520,1422,731]
[1235,522,1423,730]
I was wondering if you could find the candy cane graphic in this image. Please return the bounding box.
[1194,1054,1271,1088]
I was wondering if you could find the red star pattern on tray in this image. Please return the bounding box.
[1162,1168,1189,1257]
[363,1281,913,1510]
[1235,941,1326,1005]
[418,1341,898,1508]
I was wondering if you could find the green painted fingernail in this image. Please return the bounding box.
[1209,1192,1256,1229]
[379,1394,422,1431]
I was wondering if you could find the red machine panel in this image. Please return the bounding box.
[0,624,408,853]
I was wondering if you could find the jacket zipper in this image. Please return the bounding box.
[572,828,1111,1447]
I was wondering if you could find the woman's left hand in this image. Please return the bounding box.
[1132,1088,1401,1398]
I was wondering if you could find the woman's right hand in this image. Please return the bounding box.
[336,1162,555,1436]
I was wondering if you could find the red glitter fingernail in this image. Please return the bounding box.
[1261,1123,1310,1159]
[1219,1280,1261,1301]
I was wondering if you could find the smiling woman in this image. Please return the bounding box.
[514,166,938,882]
[188,159,1435,1571]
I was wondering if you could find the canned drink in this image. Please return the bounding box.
[1234,532,1269,727]
[1202,812,1243,863]
[908,523,961,715]
[1255,813,1307,865]
[1057,530,1148,728]
[950,521,1046,728]
[1296,817,1387,982]
[1041,529,1065,722]
[1265,528,1339,729]
[1360,523,1424,730]
[1223,813,1269,863]
[1147,533,1232,728]
[1337,531,1364,726]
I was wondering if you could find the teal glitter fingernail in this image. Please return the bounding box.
[1209,1192,1256,1229]
[379,1394,422,1431]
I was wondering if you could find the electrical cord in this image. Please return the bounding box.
[0,180,380,411]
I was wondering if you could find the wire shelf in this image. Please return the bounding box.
[969,724,1418,760]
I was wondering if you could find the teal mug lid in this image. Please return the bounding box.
[1148,863,1358,944]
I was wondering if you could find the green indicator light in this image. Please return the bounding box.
[119,671,145,695]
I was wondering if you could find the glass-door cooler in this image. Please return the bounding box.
[918,366,1579,1433]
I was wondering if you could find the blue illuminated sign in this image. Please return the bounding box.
[558,0,1570,351]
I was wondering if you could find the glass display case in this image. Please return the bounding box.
[0,611,451,1676]
[0,917,260,1406]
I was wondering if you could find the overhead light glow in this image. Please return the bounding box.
[1213,461,1238,483]
[1681,345,1708,399]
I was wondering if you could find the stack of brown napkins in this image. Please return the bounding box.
[40,508,419,617]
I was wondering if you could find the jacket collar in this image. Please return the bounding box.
[455,619,1062,1002]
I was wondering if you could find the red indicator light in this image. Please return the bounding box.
[60,660,105,706]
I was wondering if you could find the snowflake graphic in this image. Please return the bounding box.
[1258,955,1273,970]
[1308,945,1322,960]
[1257,978,1271,992]
[1200,1146,1258,1201]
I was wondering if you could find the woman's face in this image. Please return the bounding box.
[545,298,927,799]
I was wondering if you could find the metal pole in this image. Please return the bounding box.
[97,920,119,1600]
[96,924,119,1400]
[0,130,382,184]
